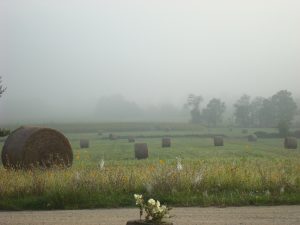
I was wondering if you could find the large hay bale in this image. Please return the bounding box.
[80,139,89,148]
[214,136,224,146]
[162,137,171,148]
[134,143,148,159]
[128,136,135,143]
[1,126,73,169]
[248,134,257,142]
[284,137,298,149]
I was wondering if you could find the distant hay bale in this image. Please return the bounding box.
[109,133,118,140]
[134,143,148,159]
[248,134,257,142]
[284,137,298,149]
[214,136,224,146]
[162,137,171,148]
[80,139,89,148]
[97,131,103,136]
[128,136,135,143]
[1,126,73,169]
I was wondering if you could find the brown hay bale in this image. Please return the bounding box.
[248,134,257,142]
[162,137,171,148]
[134,143,148,159]
[128,136,135,143]
[284,137,298,149]
[109,133,118,140]
[1,126,73,169]
[214,136,224,146]
[80,139,89,148]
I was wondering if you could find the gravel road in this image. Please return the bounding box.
[0,206,300,225]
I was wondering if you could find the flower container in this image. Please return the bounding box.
[126,220,173,225]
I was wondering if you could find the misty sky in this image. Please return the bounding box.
[0,0,299,123]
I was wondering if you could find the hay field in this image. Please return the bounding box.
[0,124,299,210]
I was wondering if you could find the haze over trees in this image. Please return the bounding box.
[233,90,297,134]
[184,90,298,134]
[202,98,226,127]
[184,94,203,124]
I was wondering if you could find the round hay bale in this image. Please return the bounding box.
[128,136,135,143]
[80,139,89,148]
[214,136,224,146]
[248,134,257,142]
[162,137,171,148]
[1,126,73,169]
[284,137,298,149]
[134,143,148,159]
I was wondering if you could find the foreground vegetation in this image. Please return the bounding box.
[0,125,299,210]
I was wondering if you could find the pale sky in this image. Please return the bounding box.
[0,0,299,122]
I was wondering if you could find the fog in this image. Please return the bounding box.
[0,0,299,123]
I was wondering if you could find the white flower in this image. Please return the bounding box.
[75,171,80,181]
[156,200,160,207]
[148,198,156,206]
[194,173,203,184]
[98,159,105,170]
[176,157,183,171]
[161,205,167,211]
[134,194,143,206]
[134,194,142,200]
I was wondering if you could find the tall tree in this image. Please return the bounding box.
[0,76,6,98]
[249,97,264,127]
[234,95,251,127]
[185,94,203,123]
[202,98,226,127]
[271,90,297,136]
[258,98,277,127]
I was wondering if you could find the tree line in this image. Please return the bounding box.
[185,90,298,135]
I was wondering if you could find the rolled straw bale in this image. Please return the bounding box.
[248,134,257,142]
[1,126,73,169]
[80,139,89,148]
[162,137,171,148]
[128,136,135,143]
[134,143,148,159]
[284,137,298,149]
[214,136,224,146]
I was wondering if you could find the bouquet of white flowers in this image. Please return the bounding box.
[131,194,172,224]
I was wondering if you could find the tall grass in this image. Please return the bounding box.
[0,158,299,210]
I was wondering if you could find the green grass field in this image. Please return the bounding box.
[0,124,299,210]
